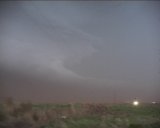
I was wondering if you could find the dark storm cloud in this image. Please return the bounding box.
[1,1,100,79]
[0,1,160,102]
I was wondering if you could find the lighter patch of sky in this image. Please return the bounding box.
[1,1,159,84]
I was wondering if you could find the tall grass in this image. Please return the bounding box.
[0,98,160,128]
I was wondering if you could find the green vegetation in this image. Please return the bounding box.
[0,100,160,128]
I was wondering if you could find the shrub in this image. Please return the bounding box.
[85,103,108,115]
[11,102,32,118]
[19,102,32,113]
[129,124,143,128]
[4,97,14,108]
[0,110,7,122]
[32,112,39,122]
[13,119,33,128]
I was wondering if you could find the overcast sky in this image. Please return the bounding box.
[0,1,160,103]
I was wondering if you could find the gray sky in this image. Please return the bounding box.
[0,1,160,103]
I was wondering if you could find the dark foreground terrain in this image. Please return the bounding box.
[0,100,160,128]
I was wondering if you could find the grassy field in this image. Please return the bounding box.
[0,100,160,128]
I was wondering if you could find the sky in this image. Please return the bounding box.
[0,1,160,103]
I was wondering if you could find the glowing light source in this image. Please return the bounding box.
[133,100,139,106]
[152,101,156,104]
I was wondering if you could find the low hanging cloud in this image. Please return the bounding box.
[0,1,159,102]
[1,2,99,79]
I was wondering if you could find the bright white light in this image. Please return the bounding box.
[133,100,139,106]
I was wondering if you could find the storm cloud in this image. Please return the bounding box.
[0,1,160,103]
